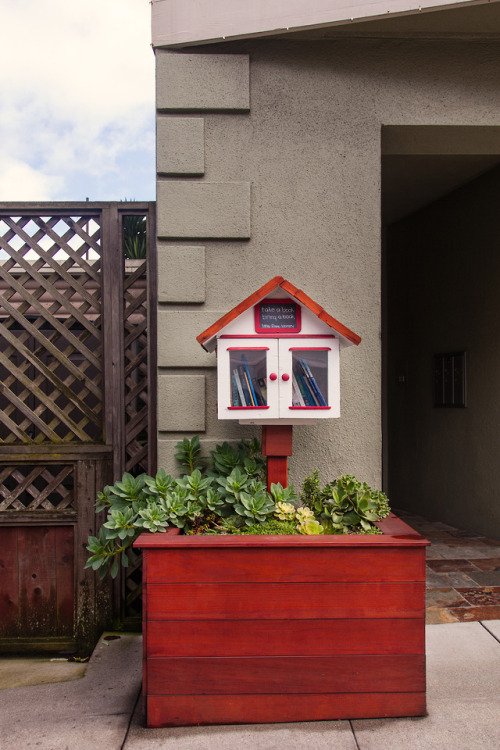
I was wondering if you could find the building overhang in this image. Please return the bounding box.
[151,0,496,48]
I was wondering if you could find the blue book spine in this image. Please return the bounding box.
[231,373,240,406]
[238,366,252,406]
[299,359,327,406]
[241,354,258,406]
[296,371,315,406]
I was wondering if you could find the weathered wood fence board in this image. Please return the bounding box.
[0,202,156,653]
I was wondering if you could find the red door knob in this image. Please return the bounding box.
[282,373,290,381]
[269,373,278,381]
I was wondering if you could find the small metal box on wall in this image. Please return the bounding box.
[197,276,361,425]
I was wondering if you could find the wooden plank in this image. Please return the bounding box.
[147,581,425,620]
[74,459,97,650]
[135,516,429,548]
[146,692,427,727]
[146,617,425,657]
[146,546,426,584]
[147,654,426,695]
[0,636,76,653]
[142,551,149,703]
[54,526,75,636]
[0,527,20,637]
[18,526,57,636]
[0,510,77,525]
[261,424,293,455]
[101,205,124,477]
[0,445,113,457]
[94,456,116,629]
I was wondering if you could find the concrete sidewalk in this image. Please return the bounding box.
[1,621,499,750]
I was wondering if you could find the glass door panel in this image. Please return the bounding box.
[228,348,269,408]
[289,348,330,409]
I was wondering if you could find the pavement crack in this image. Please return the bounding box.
[479,620,500,644]
[349,719,361,750]
[120,688,142,750]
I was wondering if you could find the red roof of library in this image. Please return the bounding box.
[197,276,361,350]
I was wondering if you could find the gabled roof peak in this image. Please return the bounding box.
[197,276,361,351]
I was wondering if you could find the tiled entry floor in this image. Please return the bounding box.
[396,509,500,624]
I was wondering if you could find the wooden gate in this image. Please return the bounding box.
[0,202,156,653]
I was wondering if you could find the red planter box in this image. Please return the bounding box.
[135,514,429,728]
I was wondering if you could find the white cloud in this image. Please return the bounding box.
[0,0,155,201]
[0,157,63,200]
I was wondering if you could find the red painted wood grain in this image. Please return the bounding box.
[18,526,57,636]
[54,526,75,635]
[145,546,426,584]
[146,617,424,657]
[134,515,429,549]
[0,526,74,638]
[147,654,426,695]
[0,527,20,637]
[146,581,425,620]
[146,692,427,727]
[140,517,428,726]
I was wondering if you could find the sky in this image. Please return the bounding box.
[0,0,155,202]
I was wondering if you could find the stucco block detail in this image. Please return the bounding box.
[158,245,205,303]
[156,52,249,111]
[157,181,251,239]
[158,311,221,367]
[158,374,206,432]
[157,117,204,175]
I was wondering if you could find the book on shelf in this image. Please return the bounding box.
[241,354,258,406]
[233,365,268,408]
[257,377,267,401]
[252,377,266,406]
[291,374,305,406]
[298,358,327,407]
[238,366,254,405]
[295,371,314,406]
[231,373,239,406]
[232,368,246,406]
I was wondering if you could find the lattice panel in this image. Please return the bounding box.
[124,551,144,619]
[0,214,103,444]
[123,259,148,474]
[0,463,75,511]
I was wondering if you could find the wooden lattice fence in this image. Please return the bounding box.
[0,202,156,652]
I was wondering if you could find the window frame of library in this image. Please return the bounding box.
[219,337,338,419]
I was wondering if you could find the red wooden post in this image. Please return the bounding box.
[261,425,293,489]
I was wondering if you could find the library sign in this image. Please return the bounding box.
[255,299,301,334]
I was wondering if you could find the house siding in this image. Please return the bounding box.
[155,38,500,491]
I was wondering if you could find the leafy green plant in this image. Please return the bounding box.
[300,471,390,534]
[297,518,325,535]
[123,215,147,259]
[174,436,206,474]
[85,437,391,579]
[234,488,276,526]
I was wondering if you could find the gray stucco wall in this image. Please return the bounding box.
[387,165,500,538]
[155,39,500,495]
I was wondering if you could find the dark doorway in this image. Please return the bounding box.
[382,127,500,539]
